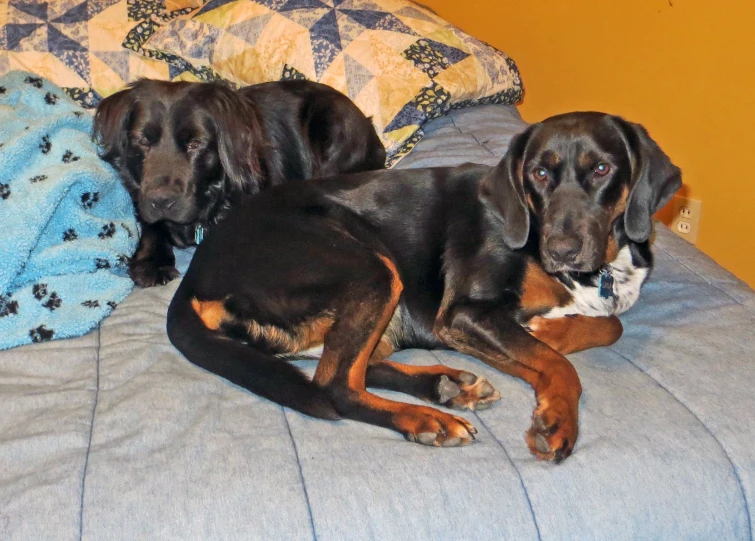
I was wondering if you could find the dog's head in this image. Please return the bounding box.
[480,112,681,273]
[93,80,265,225]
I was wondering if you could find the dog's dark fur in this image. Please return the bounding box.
[167,112,681,462]
[94,79,385,287]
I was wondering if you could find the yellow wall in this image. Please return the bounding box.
[421,0,755,287]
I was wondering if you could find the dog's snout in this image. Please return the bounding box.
[546,235,583,263]
[146,190,177,211]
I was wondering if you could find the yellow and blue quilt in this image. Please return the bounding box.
[0,0,201,106]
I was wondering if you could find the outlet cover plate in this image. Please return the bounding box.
[670,196,702,244]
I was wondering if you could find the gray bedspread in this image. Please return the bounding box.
[2,105,754,541]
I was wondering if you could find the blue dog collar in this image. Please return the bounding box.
[598,267,615,299]
[195,225,205,245]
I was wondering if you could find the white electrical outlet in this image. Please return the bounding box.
[670,196,702,244]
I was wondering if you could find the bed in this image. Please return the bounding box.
[2,103,754,541]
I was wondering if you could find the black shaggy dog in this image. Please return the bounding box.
[94,79,386,287]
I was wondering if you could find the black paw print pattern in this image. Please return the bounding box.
[116,254,129,267]
[30,325,54,343]
[121,223,134,238]
[0,184,9,200]
[29,175,48,183]
[40,135,51,154]
[81,192,100,208]
[63,228,78,242]
[0,294,19,317]
[25,76,43,89]
[0,86,6,94]
[44,92,58,105]
[73,111,83,117]
[32,283,47,300]
[81,300,100,308]
[107,301,118,310]
[42,292,62,311]
[62,150,80,163]
[95,258,111,270]
[98,222,116,239]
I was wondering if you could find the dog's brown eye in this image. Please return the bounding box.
[136,136,150,147]
[187,140,201,151]
[533,167,548,181]
[594,163,611,176]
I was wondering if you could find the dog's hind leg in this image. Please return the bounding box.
[365,361,501,411]
[315,254,477,447]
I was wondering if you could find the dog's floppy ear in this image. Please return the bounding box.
[479,126,535,249]
[93,86,137,165]
[197,83,265,194]
[614,117,682,243]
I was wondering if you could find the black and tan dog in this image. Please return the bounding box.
[94,79,385,287]
[167,112,681,462]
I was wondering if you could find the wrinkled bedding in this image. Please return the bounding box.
[2,105,754,541]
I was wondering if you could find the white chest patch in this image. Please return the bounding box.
[541,245,649,319]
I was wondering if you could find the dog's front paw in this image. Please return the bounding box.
[396,406,477,447]
[129,260,180,287]
[525,394,578,463]
[436,372,501,411]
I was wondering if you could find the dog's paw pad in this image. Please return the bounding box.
[417,432,438,446]
[458,371,477,385]
[130,263,180,288]
[398,408,476,447]
[436,375,461,403]
[525,397,577,463]
[444,375,501,411]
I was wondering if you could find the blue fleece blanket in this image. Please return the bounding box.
[0,71,138,350]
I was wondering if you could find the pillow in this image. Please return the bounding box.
[0,0,204,108]
[139,0,523,165]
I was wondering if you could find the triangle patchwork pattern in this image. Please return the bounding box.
[334,10,362,48]
[87,0,120,19]
[310,9,341,79]
[253,0,290,10]
[7,4,46,25]
[47,24,87,52]
[52,22,89,49]
[340,9,416,35]
[5,24,44,51]
[0,0,197,108]
[9,2,49,22]
[53,2,90,24]
[280,0,329,11]
[282,7,330,29]
[227,13,273,45]
[343,53,372,100]
[196,0,239,16]
[402,37,469,78]
[55,49,91,84]
[93,50,130,83]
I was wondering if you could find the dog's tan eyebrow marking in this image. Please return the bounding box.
[578,151,609,170]
[540,151,560,168]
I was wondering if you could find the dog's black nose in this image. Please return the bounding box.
[546,235,582,263]
[148,193,177,211]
